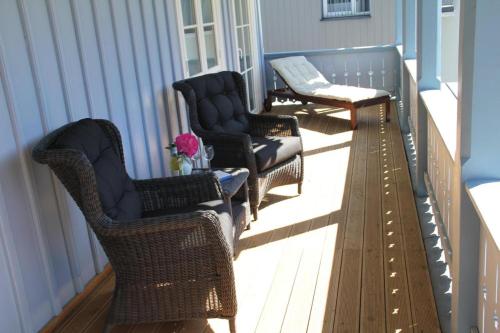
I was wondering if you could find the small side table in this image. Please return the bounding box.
[193,167,251,243]
[219,168,251,232]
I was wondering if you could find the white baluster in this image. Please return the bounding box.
[393,68,398,96]
[344,61,348,85]
[368,62,374,88]
[356,59,361,87]
[331,71,336,84]
[381,58,386,89]
[273,70,277,90]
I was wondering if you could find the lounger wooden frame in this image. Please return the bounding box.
[264,74,391,130]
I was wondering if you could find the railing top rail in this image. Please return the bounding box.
[466,179,500,253]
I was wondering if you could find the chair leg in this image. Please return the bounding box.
[298,182,302,195]
[385,99,391,122]
[229,317,237,333]
[251,205,258,221]
[264,92,273,112]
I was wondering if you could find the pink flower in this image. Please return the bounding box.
[175,133,199,158]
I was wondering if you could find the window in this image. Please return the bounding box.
[178,0,223,77]
[442,0,454,14]
[322,0,370,19]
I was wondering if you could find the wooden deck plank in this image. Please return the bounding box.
[227,190,307,333]
[49,103,441,333]
[333,108,369,333]
[280,215,330,333]
[280,102,348,333]
[360,106,386,332]
[389,106,441,332]
[253,214,317,333]
[57,274,114,333]
[379,105,414,333]
[316,113,356,333]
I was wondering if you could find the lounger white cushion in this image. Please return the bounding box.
[270,56,390,103]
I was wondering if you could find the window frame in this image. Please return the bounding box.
[233,0,258,113]
[176,0,226,78]
[321,0,371,20]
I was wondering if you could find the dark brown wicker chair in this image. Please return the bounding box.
[32,119,238,332]
[173,71,304,220]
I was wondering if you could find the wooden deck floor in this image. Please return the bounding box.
[52,103,440,333]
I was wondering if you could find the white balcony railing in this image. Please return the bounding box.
[466,181,500,333]
[427,114,454,262]
[478,223,500,332]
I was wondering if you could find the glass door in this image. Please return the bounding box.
[234,0,257,112]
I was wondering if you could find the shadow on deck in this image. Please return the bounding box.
[51,102,441,333]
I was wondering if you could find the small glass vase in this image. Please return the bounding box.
[178,156,193,175]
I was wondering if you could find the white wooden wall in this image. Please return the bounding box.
[0,0,260,331]
[260,0,396,53]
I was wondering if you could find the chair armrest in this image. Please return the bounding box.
[96,211,235,306]
[248,113,301,137]
[198,130,258,176]
[134,173,224,213]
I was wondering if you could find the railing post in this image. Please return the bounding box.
[412,0,440,196]
[416,0,440,90]
[399,0,416,135]
[395,0,403,45]
[402,0,416,59]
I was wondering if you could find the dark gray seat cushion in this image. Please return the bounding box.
[186,72,249,133]
[251,136,302,172]
[52,119,142,221]
[143,200,235,255]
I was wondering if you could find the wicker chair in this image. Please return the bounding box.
[173,71,304,219]
[32,119,238,332]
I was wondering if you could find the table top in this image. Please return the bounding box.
[193,167,249,198]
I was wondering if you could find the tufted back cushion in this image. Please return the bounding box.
[52,119,142,221]
[185,72,249,133]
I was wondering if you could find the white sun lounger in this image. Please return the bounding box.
[265,56,391,129]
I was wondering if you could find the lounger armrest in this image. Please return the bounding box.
[248,114,301,137]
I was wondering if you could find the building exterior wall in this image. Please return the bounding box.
[0,0,262,331]
[260,0,396,53]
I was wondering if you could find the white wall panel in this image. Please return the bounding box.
[0,0,259,331]
[260,0,396,53]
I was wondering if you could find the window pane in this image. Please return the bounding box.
[243,26,252,69]
[247,70,255,111]
[184,28,201,76]
[235,0,243,26]
[328,0,352,14]
[241,0,249,25]
[181,0,196,26]
[204,26,218,68]
[237,28,245,71]
[356,0,369,12]
[201,0,214,23]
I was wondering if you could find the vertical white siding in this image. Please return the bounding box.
[260,0,396,52]
[0,0,263,331]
